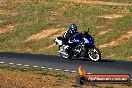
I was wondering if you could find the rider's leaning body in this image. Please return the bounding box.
[62,24,79,45]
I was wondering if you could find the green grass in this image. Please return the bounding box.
[0,0,132,60]
[96,16,132,45]
[0,64,132,88]
[93,0,132,3]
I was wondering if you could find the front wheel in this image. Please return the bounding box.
[59,46,72,59]
[88,47,101,61]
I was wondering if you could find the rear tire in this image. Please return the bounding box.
[88,47,101,61]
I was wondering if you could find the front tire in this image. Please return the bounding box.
[59,46,72,59]
[60,52,72,59]
[88,47,101,61]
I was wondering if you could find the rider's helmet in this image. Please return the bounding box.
[69,24,77,34]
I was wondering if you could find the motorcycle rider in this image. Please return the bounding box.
[62,24,78,45]
[61,24,82,57]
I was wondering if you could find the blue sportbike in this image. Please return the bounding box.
[55,29,101,61]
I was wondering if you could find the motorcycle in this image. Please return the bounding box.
[54,29,101,61]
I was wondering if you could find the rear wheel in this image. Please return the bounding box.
[88,47,101,61]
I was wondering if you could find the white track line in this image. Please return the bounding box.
[0,61,4,64]
[24,65,29,67]
[64,70,69,72]
[1,61,131,80]
[16,64,22,66]
[33,66,39,68]
[9,63,14,65]
[48,68,53,70]
[71,71,76,73]
[86,73,92,74]
[55,69,60,71]
[41,67,46,69]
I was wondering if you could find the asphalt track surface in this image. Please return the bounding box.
[0,52,132,77]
